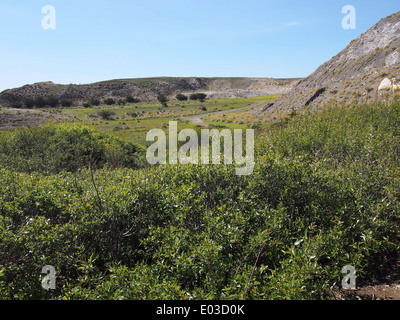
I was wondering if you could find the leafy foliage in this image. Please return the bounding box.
[0,123,146,174]
[0,101,399,300]
[34,96,46,108]
[60,99,73,108]
[97,109,116,120]
[10,101,22,108]
[89,97,101,106]
[104,98,116,106]
[176,93,188,101]
[23,98,35,109]
[190,93,207,102]
[46,96,59,108]
[157,94,169,107]
[126,96,141,104]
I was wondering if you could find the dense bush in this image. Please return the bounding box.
[0,123,146,174]
[23,98,35,109]
[157,94,169,107]
[190,93,207,101]
[34,96,46,108]
[10,101,22,108]
[176,93,188,101]
[46,96,59,108]
[126,96,141,104]
[0,102,399,300]
[90,97,101,106]
[104,98,116,106]
[97,109,116,120]
[60,99,73,108]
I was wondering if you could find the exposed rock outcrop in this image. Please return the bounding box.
[259,11,400,119]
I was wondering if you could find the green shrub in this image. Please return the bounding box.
[190,93,207,101]
[89,97,101,106]
[0,101,399,300]
[104,98,116,106]
[23,98,35,109]
[176,93,188,101]
[125,96,140,103]
[97,109,116,120]
[10,101,23,108]
[34,96,46,108]
[60,99,73,108]
[157,94,168,107]
[46,96,59,108]
[0,123,146,174]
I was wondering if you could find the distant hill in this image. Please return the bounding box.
[0,77,300,107]
[259,11,400,119]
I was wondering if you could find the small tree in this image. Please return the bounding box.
[176,93,188,101]
[24,98,35,109]
[34,96,46,108]
[10,101,23,108]
[157,94,169,107]
[90,97,101,106]
[126,95,141,103]
[97,109,116,120]
[189,93,198,101]
[190,93,207,102]
[104,98,116,106]
[60,99,73,107]
[46,96,59,108]
[197,93,207,102]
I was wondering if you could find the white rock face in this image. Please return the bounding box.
[385,50,400,67]
[378,78,392,91]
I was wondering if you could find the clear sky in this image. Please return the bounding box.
[0,0,399,92]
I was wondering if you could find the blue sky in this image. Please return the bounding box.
[0,0,399,91]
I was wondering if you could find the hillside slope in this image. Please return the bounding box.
[259,11,400,119]
[0,77,299,107]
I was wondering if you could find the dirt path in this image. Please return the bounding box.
[333,280,400,300]
[183,101,265,126]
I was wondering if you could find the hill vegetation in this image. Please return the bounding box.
[0,99,399,299]
[0,77,299,108]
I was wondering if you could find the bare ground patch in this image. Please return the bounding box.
[0,108,70,129]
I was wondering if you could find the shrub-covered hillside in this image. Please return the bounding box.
[0,102,399,299]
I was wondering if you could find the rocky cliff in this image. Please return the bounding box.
[259,11,400,119]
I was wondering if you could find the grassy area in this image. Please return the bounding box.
[55,95,279,145]
[62,95,276,121]
[204,95,281,125]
